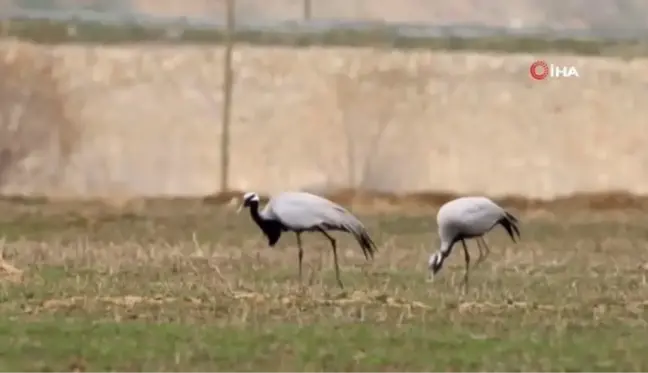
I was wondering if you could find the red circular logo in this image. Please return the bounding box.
[529,60,549,80]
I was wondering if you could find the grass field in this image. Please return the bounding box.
[0,197,647,371]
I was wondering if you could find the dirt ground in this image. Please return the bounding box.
[0,193,646,370]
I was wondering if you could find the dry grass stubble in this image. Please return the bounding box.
[0,199,647,370]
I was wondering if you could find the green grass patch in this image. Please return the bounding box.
[1,18,648,56]
[0,319,646,371]
[0,200,646,370]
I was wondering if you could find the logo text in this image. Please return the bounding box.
[529,60,579,80]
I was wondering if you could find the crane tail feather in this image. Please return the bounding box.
[344,224,377,261]
[499,212,521,242]
[506,212,518,222]
[358,231,377,260]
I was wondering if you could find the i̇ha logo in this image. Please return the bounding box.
[529,60,579,80]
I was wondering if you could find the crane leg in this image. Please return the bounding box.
[318,229,344,289]
[295,232,304,284]
[474,237,491,268]
[460,239,471,293]
[474,237,485,267]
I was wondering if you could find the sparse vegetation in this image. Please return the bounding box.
[2,18,648,56]
[0,195,647,370]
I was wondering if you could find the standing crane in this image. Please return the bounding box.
[237,191,378,289]
[428,196,520,290]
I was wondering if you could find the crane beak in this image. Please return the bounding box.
[236,203,244,214]
[426,272,435,283]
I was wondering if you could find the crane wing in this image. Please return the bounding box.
[440,197,506,236]
[263,191,378,259]
[460,204,505,233]
[264,192,355,230]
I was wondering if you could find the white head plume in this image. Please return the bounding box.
[237,192,260,213]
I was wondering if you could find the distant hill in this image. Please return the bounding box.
[2,0,648,31]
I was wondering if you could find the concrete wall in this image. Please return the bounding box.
[0,39,646,198]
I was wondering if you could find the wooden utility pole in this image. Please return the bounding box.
[220,0,235,191]
[303,0,312,21]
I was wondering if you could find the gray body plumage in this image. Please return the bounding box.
[428,196,520,290]
[262,192,376,253]
[436,197,519,242]
[239,191,377,288]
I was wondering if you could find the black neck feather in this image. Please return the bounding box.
[247,201,282,247]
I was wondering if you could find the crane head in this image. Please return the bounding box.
[237,192,260,213]
[427,252,443,282]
